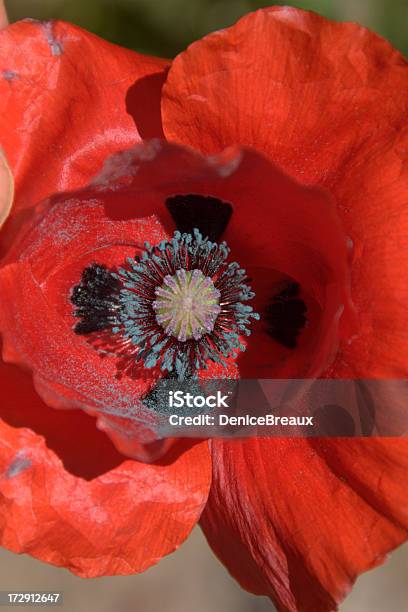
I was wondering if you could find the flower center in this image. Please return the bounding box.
[71,229,259,379]
[153,269,221,342]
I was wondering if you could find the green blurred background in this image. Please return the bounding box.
[7,0,408,57]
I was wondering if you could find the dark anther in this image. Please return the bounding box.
[265,282,307,349]
[166,194,233,242]
[71,264,120,335]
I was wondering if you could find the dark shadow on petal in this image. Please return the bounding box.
[126,70,169,139]
[354,380,376,436]
[312,404,356,437]
[153,438,206,467]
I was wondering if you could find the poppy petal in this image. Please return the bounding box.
[323,128,408,378]
[162,7,406,171]
[200,438,408,611]
[0,356,127,481]
[0,19,168,251]
[162,7,408,378]
[0,410,211,577]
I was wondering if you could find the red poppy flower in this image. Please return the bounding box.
[0,8,407,612]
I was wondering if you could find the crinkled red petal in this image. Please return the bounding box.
[200,437,408,612]
[0,407,211,577]
[162,6,408,378]
[162,7,408,607]
[0,19,169,253]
